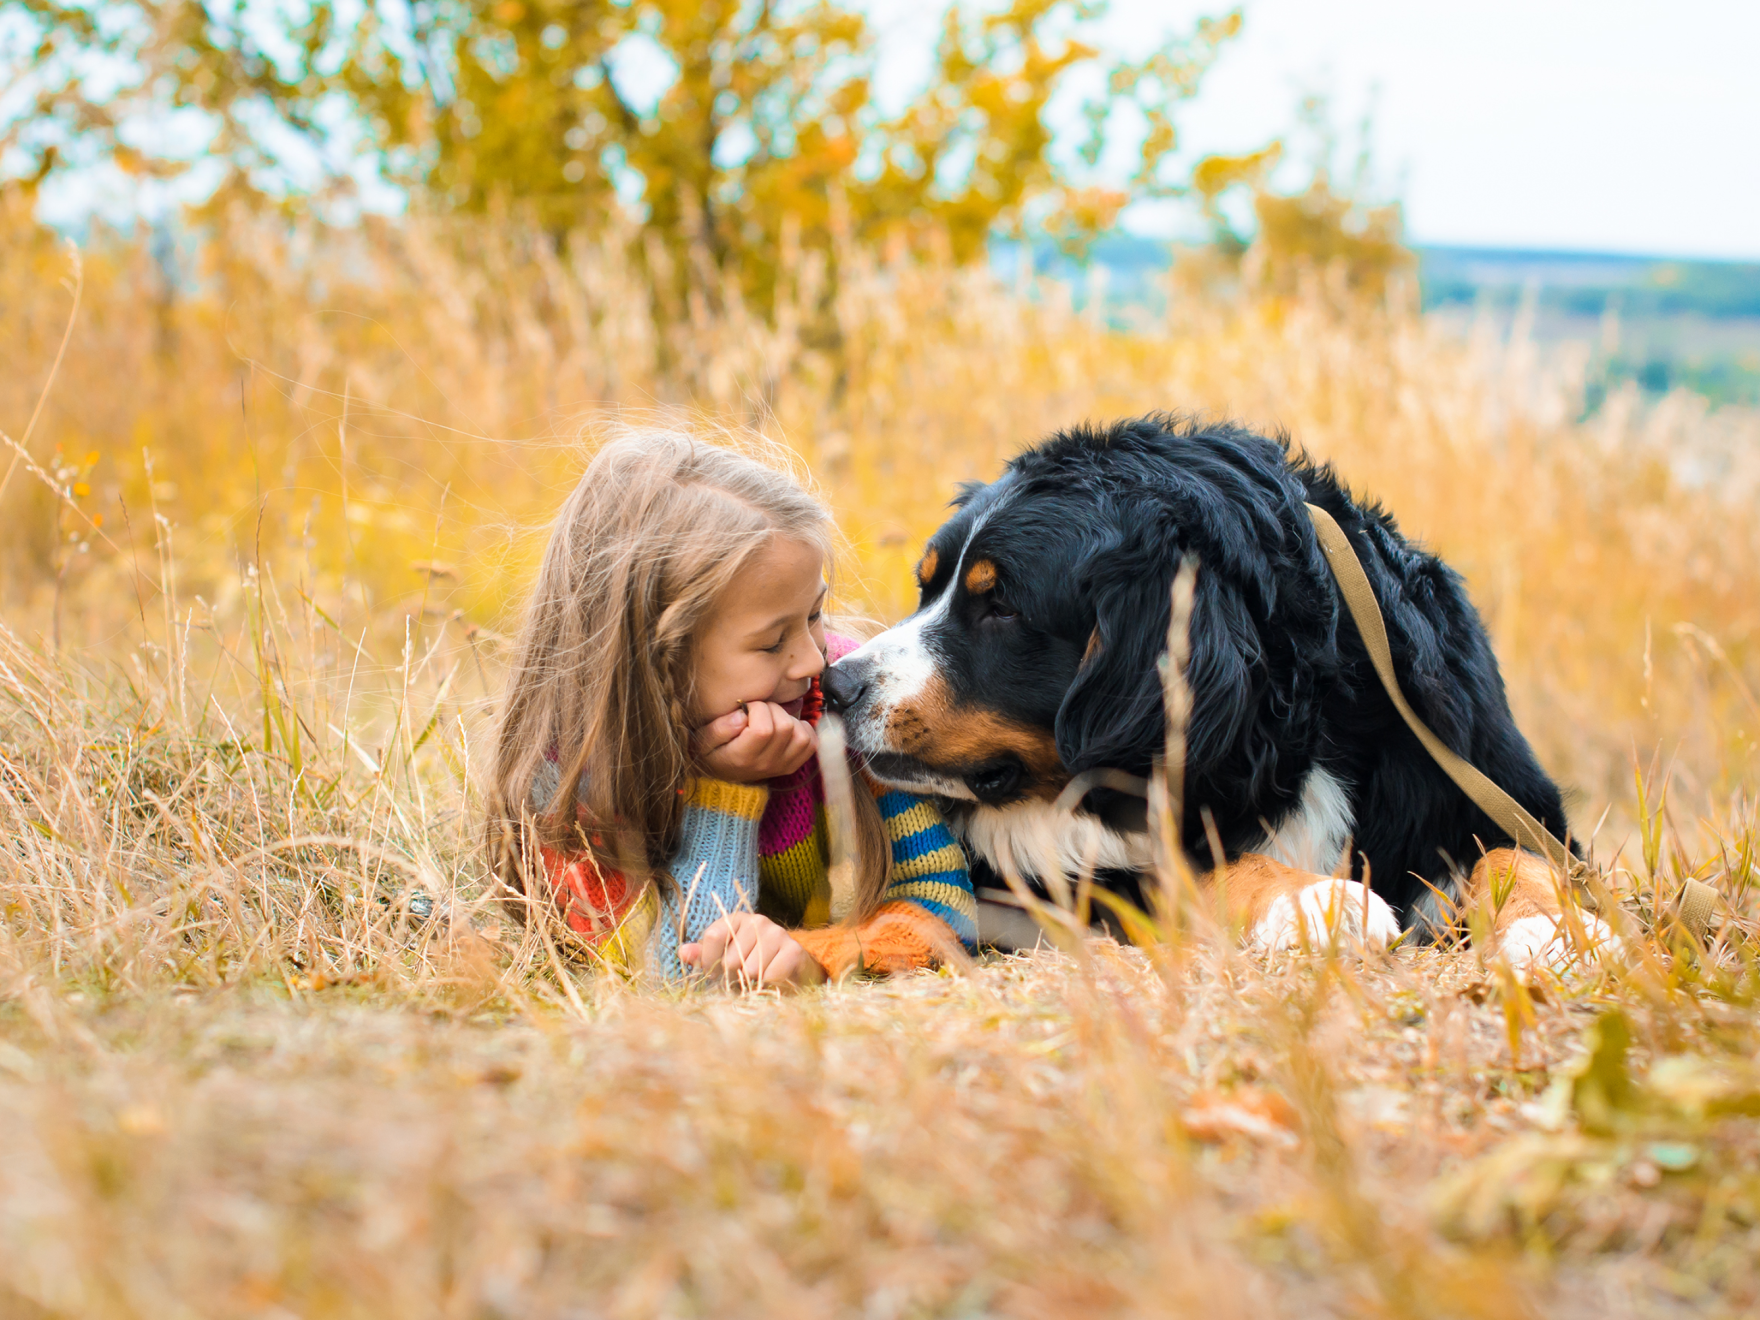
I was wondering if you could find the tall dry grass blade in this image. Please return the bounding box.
[816,713,860,925]
[1152,554,1201,931]
[0,240,80,503]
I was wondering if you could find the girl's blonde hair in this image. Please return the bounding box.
[487,426,889,926]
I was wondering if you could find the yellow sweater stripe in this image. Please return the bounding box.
[686,778,770,820]
[882,798,943,843]
[883,877,977,912]
[759,835,828,908]
[890,841,968,880]
[580,884,658,974]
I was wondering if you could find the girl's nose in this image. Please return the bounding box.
[790,636,826,679]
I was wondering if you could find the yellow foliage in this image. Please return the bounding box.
[20,0,1240,316]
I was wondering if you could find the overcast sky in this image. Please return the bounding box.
[1094,0,1760,258]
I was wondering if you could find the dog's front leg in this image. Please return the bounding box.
[1206,853,1400,952]
[1462,848,1619,972]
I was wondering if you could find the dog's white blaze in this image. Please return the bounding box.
[838,598,945,713]
[833,524,975,780]
[836,589,980,800]
[958,798,1155,880]
[1252,766,1354,875]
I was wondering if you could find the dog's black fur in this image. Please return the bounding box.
[827,414,1573,927]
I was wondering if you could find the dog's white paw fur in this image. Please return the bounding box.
[1253,879,1401,953]
[1496,912,1621,973]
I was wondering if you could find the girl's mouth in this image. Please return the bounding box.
[778,695,807,720]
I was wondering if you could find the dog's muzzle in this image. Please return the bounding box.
[822,648,977,799]
[820,663,866,715]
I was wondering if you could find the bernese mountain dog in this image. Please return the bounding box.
[823,414,1610,965]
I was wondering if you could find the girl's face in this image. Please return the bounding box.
[689,534,828,725]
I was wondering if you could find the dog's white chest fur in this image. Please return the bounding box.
[1251,766,1354,875]
[958,797,1156,880]
[957,765,1352,882]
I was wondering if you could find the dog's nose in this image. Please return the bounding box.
[820,665,866,714]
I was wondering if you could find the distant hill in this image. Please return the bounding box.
[998,237,1760,407]
[1416,247,1760,321]
[1416,247,1760,407]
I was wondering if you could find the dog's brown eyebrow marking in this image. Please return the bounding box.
[916,548,939,585]
[964,558,997,594]
[1082,628,1103,665]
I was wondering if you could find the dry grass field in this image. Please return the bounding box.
[3,198,1759,1316]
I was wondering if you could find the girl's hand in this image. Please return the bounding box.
[692,701,818,782]
[679,912,823,988]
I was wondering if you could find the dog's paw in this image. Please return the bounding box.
[1496,912,1622,974]
[1253,879,1401,953]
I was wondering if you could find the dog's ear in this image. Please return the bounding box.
[1054,543,1259,793]
[1053,554,1169,781]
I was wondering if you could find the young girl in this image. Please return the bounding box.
[486,428,978,985]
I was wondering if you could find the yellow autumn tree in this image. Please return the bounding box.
[9,0,1241,310]
[1187,106,1412,304]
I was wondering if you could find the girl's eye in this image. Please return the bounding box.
[763,634,788,654]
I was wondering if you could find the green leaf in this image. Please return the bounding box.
[1569,1008,1636,1134]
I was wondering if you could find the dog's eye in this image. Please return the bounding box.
[990,600,1020,622]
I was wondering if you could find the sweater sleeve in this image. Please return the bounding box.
[532,755,647,961]
[789,788,978,979]
[532,759,767,982]
[874,789,979,950]
[647,778,770,982]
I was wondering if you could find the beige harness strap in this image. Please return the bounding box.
[1304,502,1718,941]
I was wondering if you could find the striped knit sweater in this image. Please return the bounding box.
[534,635,977,982]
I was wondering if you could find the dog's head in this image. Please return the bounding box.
[826,416,1334,828]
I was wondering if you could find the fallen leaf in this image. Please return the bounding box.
[1181,1087,1300,1147]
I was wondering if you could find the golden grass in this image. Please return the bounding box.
[3,198,1760,1314]
[6,200,1756,812]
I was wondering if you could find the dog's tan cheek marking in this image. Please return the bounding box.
[1082,628,1102,665]
[916,548,939,586]
[964,559,997,594]
[884,676,1064,784]
[882,674,949,756]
